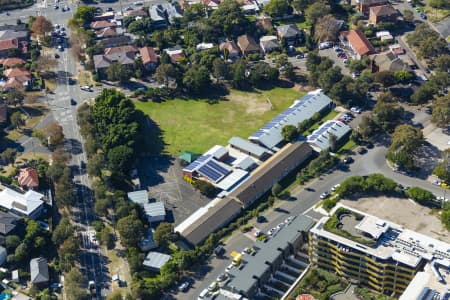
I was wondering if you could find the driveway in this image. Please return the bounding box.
[318,48,351,76]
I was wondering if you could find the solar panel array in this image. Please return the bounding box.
[183,154,211,172]
[198,160,230,182]
[250,92,320,139]
[308,121,335,141]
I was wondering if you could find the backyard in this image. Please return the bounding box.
[135,87,305,155]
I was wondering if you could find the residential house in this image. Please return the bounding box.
[0,188,44,219]
[0,211,18,236]
[369,4,398,25]
[358,0,388,15]
[219,40,240,59]
[125,7,149,18]
[237,34,260,57]
[139,46,158,70]
[241,1,259,15]
[143,252,171,272]
[0,103,7,125]
[92,12,115,21]
[0,39,18,57]
[93,45,138,74]
[90,20,117,30]
[149,3,183,28]
[30,257,49,287]
[0,67,31,90]
[372,52,409,72]
[259,35,280,54]
[0,57,25,68]
[340,29,376,60]
[277,24,304,46]
[95,27,118,39]
[18,167,39,190]
[256,16,273,31]
[97,35,132,48]
[143,202,166,223]
[164,46,186,64]
[0,29,28,43]
[203,0,222,9]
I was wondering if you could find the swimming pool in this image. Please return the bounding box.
[0,292,11,300]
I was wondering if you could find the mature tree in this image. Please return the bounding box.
[35,54,58,75]
[359,115,379,140]
[411,84,435,104]
[394,70,414,84]
[65,268,89,300]
[264,0,292,18]
[52,217,74,246]
[282,125,298,142]
[5,235,20,251]
[373,100,405,132]
[442,209,450,230]
[231,60,247,89]
[306,1,331,25]
[107,145,134,175]
[59,237,79,272]
[155,64,177,86]
[292,0,310,13]
[31,16,53,37]
[403,9,414,22]
[116,215,144,247]
[387,124,424,170]
[346,58,369,73]
[405,187,435,205]
[271,182,282,197]
[249,62,279,87]
[434,54,450,72]
[429,0,450,9]
[153,222,175,250]
[86,153,104,177]
[182,66,212,94]
[208,0,251,37]
[5,89,24,106]
[1,148,17,165]
[431,94,450,128]
[315,15,339,42]
[44,122,64,147]
[318,66,343,92]
[433,148,450,182]
[101,226,115,249]
[94,198,111,217]
[328,133,337,152]
[212,58,229,81]
[10,111,24,129]
[374,71,395,87]
[407,24,448,59]
[69,6,96,27]
[106,63,133,84]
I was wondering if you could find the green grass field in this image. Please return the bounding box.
[135,87,305,155]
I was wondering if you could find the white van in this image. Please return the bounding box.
[134,1,143,5]
[198,289,208,299]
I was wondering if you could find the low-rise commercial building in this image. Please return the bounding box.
[306,120,351,152]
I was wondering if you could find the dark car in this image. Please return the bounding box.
[70,99,77,105]
[178,281,190,292]
[256,216,266,223]
[343,156,353,164]
[214,245,225,256]
[54,53,60,59]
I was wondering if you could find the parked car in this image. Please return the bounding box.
[350,106,362,114]
[318,42,332,50]
[331,184,341,192]
[54,53,60,59]
[178,281,190,292]
[254,230,263,237]
[343,156,353,164]
[296,53,304,59]
[70,99,77,105]
[256,215,266,223]
[320,191,330,199]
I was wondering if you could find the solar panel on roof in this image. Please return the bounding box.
[183,155,211,171]
[251,130,265,138]
[198,164,222,182]
[208,160,230,175]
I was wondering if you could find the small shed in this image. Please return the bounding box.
[179,151,199,164]
[143,252,171,272]
[11,269,19,282]
[127,190,148,206]
[143,202,166,223]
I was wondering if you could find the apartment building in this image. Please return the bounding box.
[309,204,450,297]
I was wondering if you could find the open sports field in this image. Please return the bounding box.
[135,87,305,155]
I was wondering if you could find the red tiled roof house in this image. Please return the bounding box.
[340,30,376,60]
[139,46,158,69]
[18,167,39,189]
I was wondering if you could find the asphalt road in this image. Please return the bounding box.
[178,139,446,300]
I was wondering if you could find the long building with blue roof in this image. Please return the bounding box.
[249,89,333,151]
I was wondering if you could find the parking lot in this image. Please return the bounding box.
[138,156,211,226]
[319,47,351,76]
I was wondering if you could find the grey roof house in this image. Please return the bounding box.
[143,252,171,272]
[259,35,280,54]
[276,24,305,46]
[30,257,49,286]
[0,211,17,235]
[149,3,182,28]
[93,50,136,73]
[143,202,166,223]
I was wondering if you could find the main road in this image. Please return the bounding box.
[178,141,446,300]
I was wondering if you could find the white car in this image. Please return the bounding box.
[331,184,341,192]
[254,230,263,237]
[134,1,143,5]
[320,191,330,199]
[350,107,362,114]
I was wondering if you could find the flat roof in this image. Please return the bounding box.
[143,252,171,270]
[205,145,228,160]
[215,169,249,192]
[0,188,43,217]
[227,215,315,295]
[355,216,389,239]
[229,137,268,158]
[234,156,257,171]
[143,202,166,218]
[127,190,148,205]
[311,204,450,268]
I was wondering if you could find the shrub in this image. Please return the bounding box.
[405,186,436,206]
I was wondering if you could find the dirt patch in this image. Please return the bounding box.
[228,93,272,115]
[340,197,450,243]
